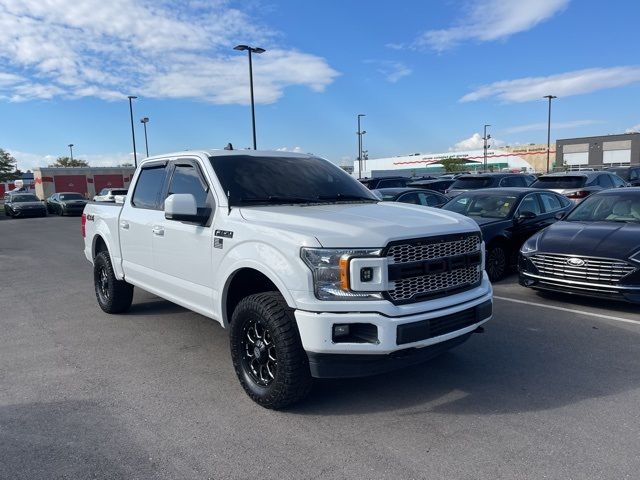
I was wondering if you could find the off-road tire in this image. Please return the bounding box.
[230,292,312,409]
[94,251,134,314]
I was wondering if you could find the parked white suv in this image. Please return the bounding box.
[82,150,492,408]
[93,188,128,202]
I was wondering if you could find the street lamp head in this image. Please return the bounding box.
[68,144,74,148]
[127,95,137,100]
[234,44,249,51]
[543,95,557,99]
[253,47,266,54]
[140,117,149,123]
[358,113,366,118]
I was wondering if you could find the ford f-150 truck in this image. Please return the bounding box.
[82,150,492,409]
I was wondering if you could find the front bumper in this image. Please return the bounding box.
[13,207,46,217]
[294,290,492,378]
[519,271,640,303]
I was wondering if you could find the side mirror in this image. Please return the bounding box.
[554,211,566,220]
[515,210,536,223]
[165,194,207,224]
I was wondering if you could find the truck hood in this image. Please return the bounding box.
[239,202,479,248]
[536,221,640,259]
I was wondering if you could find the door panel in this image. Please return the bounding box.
[119,164,168,289]
[152,160,215,314]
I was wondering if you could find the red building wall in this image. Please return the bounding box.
[53,175,88,196]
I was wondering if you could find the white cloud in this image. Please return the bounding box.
[9,149,131,171]
[365,60,412,83]
[503,119,601,134]
[625,124,640,133]
[0,0,339,103]
[461,66,640,103]
[415,0,569,52]
[450,133,504,152]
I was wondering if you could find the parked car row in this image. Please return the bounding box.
[375,182,640,302]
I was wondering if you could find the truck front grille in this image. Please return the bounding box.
[385,233,482,304]
[530,253,636,285]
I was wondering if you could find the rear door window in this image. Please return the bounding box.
[516,194,542,215]
[610,174,626,187]
[630,169,639,181]
[132,165,167,209]
[539,192,562,212]
[596,175,613,188]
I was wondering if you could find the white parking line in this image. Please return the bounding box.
[494,296,640,326]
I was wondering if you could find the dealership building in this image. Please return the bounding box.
[355,145,554,178]
[556,132,640,168]
[33,166,136,199]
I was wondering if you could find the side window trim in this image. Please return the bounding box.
[516,193,542,215]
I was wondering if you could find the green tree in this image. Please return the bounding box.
[439,157,469,173]
[0,149,20,182]
[50,156,89,167]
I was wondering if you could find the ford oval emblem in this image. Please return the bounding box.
[567,257,585,267]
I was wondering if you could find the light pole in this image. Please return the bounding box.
[68,143,74,162]
[128,95,138,167]
[483,124,491,172]
[544,95,557,173]
[140,117,150,157]
[357,114,366,178]
[234,44,266,150]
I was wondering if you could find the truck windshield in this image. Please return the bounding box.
[209,155,378,206]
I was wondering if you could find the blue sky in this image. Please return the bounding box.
[1,0,639,170]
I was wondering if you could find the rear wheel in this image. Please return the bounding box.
[58,205,65,216]
[93,251,134,313]
[486,244,508,282]
[230,292,312,409]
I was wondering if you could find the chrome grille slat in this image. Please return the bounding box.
[386,234,482,303]
[530,253,636,285]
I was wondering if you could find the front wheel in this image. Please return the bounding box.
[93,251,134,313]
[486,244,508,282]
[230,292,312,409]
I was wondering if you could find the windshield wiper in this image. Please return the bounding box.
[239,195,318,205]
[316,193,376,202]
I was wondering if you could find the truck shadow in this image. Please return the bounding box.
[290,306,640,416]
[0,400,170,479]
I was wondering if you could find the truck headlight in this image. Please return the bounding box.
[301,247,384,301]
[520,234,540,254]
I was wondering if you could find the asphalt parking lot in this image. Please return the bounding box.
[1,215,639,479]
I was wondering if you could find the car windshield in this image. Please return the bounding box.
[59,193,84,200]
[13,194,39,202]
[442,193,518,219]
[565,193,640,223]
[450,177,494,189]
[531,176,586,189]
[210,155,378,206]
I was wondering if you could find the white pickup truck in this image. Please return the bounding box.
[82,150,492,409]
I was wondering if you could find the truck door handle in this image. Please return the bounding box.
[152,226,165,236]
[120,221,130,230]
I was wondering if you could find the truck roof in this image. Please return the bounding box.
[142,149,316,164]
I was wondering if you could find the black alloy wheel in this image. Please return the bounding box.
[486,244,507,282]
[242,318,278,387]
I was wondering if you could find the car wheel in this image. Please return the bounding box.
[58,206,64,216]
[230,292,312,409]
[486,244,508,282]
[93,251,134,314]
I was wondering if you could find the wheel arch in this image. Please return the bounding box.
[221,266,294,328]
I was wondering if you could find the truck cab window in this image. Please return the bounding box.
[168,164,210,209]
[132,166,166,209]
